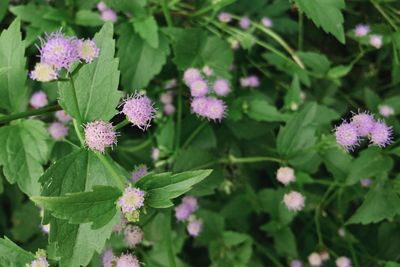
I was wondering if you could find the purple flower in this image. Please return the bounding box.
[369,34,383,49]
[308,252,322,267]
[187,219,202,237]
[41,224,50,234]
[76,39,99,63]
[334,122,359,151]
[30,257,49,267]
[30,91,48,109]
[291,260,303,267]
[97,1,108,12]
[121,94,156,130]
[354,24,370,37]
[183,68,202,86]
[350,111,375,136]
[116,253,140,267]
[164,104,176,115]
[213,79,230,96]
[124,225,144,248]
[276,166,295,186]
[203,98,226,121]
[175,203,192,222]
[101,249,115,267]
[101,9,117,23]
[55,110,71,123]
[239,16,251,29]
[84,121,117,153]
[29,63,58,82]
[191,97,209,117]
[39,31,79,70]
[336,256,352,267]
[248,75,260,87]
[117,186,145,214]
[379,105,394,118]
[360,178,372,187]
[369,120,392,147]
[261,16,273,28]
[218,12,232,23]
[283,191,305,212]
[182,196,198,213]
[48,122,68,141]
[190,80,209,97]
[131,165,148,182]
[160,92,173,104]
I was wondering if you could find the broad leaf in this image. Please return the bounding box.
[246,98,288,122]
[59,22,122,123]
[32,186,121,229]
[0,0,9,22]
[0,119,49,196]
[0,19,28,113]
[133,15,159,48]
[0,237,35,267]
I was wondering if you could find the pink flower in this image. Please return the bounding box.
[334,122,359,151]
[115,253,140,267]
[131,165,148,182]
[55,110,71,123]
[360,178,372,187]
[30,91,48,109]
[276,167,295,186]
[101,249,115,267]
[191,97,209,117]
[30,257,49,267]
[283,191,305,212]
[187,219,202,237]
[112,215,128,233]
[190,80,209,97]
[182,196,198,213]
[261,16,273,28]
[183,68,202,86]
[336,256,352,267]
[203,98,226,121]
[84,121,117,153]
[97,1,108,12]
[160,93,173,104]
[369,34,383,49]
[247,75,260,87]
[48,122,68,141]
[218,12,232,23]
[101,9,117,23]
[213,79,230,96]
[379,105,394,118]
[124,225,144,248]
[369,120,392,147]
[308,252,323,267]
[350,112,375,136]
[164,104,176,115]
[29,63,58,82]
[175,203,192,222]
[354,24,370,37]
[291,260,303,267]
[121,94,156,130]
[76,39,99,63]
[117,186,145,214]
[239,16,251,29]
[41,224,50,234]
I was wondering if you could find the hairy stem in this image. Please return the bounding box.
[115,118,130,130]
[0,104,61,124]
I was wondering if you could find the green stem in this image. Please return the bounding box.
[298,11,304,50]
[115,118,130,130]
[372,0,398,30]
[95,153,126,191]
[314,185,335,247]
[117,139,152,153]
[73,119,84,146]
[161,0,173,27]
[175,84,183,150]
[221,155,284,164]
[182,121,207,149]
[254,241,284,267]
[0,105,61,124]
[68,75,83,124]
[165,209,177,267]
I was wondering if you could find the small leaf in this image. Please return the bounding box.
[75,10,103,26]
[246,99,288,122]
[0,237,35,267]
[133,15,159,48]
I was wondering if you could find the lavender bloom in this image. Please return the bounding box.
[276,166,295,186]
[190,80,209,97]
[101,249,115,267]
[175,203,192,221]
[334,122,359,151]
[350,111,375,136]
[117,186,145,214]
[101,9,117,23]
[369,120,392,147]
[160,92,173,104]
[203,98,226,121]
[84,121,117,153]
[213,79,230,96]
[131,165,148,182]
[183,68,202,86]
[55,110,71,123]
[218,12,232,23]
[182,196,198,213]
[354,24,370,37]
[39,31,79,70]
[97,1,108,12]
[29,257,49,267]
[239,16,251,29]
[124,225,144,248]
[283,191,305,212]
[261,16,273,28]
[116,253,140,267]
[164,104,176,115]
[336,256,352,267]
[41,224,50,234]
[30,63,58,82]
[187,219,202,237]
[48,122,68,141]
[291,260,303,267]
[379,105,394,117]
[121,94,156,130]
[191,97,209,117]
[76,39,99,63]
[30,91,48,109]
[248,75,260,87]
[369,34,383,49]
[360,178,372,187]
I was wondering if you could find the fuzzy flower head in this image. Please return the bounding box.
[84,121,117,153]
[308,252,323,267]
[336,256,352,267]
[175,203,192,222]
[354,24,370,37]
[101,9,117,23]
[218,12,232,23]
[116,253,140,267]
[202,65,214,76]
[40,31,78,70]
[121,94,156,130]
[184,68,202,86]
[335,122,359,151]
[190,80,209,97]
[55,110,71,123]
[350,111,375,136]
[29,257,49,267]
[76,39,99,63]
[164,104,176,115]
[203,98,226,121]
[182,196,198,213]
[48,122,68,141]
[370,34,383,49]
[369,120,393,147]
[239,16,251,29]
[187,219,202,237]
[248,75,260,87]
[261,16,273,28]
[379,105,394,118]
[131,165,148,182]
[360,178,372,187]
[117,186,145,214]
[41,224,50,234]
[290,260,303,267]
[124,225,144,248]
[191,97,209,117]
[276,167,295,186]
[101,249,115,267]
[97,1,108,12]
[30,91,48,109]
[283,191,305,212]
[30,63,57,82]
[213,79,230,96]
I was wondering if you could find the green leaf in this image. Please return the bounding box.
[346,147,393,185]
[347,183,400,225]
[0,237,35,267]
[295,0,345,43]
[284,75,302,111]
[32,186,121,229]
[258,189,294,225]
[133,15,159,48]
[59,22,122,122]
[0,119,49,196]
[11,202,41,242]
[75,10,103,26]
[155,118,175,152]
[246,99,288,122]
[327,64,353,79]
[0,0,9,22]
[117,23,170,91]
[40,149,124,267]
[0,19,28,113]
[262,225,297,257]
[297,51,331,75]
[136,170,212,208]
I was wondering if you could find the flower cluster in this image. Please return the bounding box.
[101,249,140,267]
[30,30,99,82]
[308,251,330,267]
[275,165,305,212]
[48,109,71,141]
[354,24,383,49]
[120,93,156,130]
[117,186,145,222]
[160,91,175,116]
[334,111,393,151]
[218,12,273,30]
[183,67,229,122]
[84,121,117,153]
[97,1,117,23]
[175,196,202,237]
